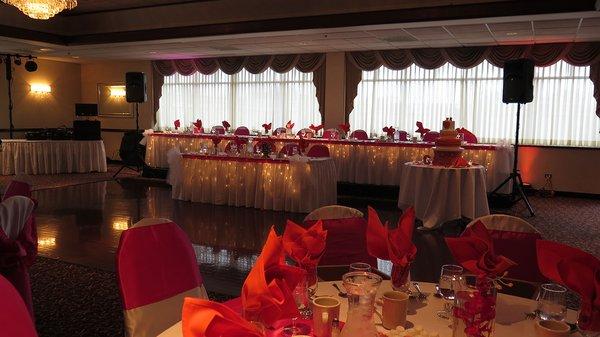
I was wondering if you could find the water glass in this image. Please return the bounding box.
[349,262,371,272]
[537,283,567,321]
[438,264,464,301]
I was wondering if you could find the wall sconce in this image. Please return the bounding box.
[109,85,126,97]
[30,83,51,94]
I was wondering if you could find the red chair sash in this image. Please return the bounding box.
[304,218,376,267]
[489,229,544,282]
[422,131,440,142]
[279,143,301,156]
[322,129,340,140]
[117,222,202,309]
[0,275,37,337]
[234,127,250,136]
[3,181,32,200]
[396,130,409,141]
[350,130,368,140]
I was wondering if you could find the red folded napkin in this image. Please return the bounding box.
[382,126,396,138]
[415,121,430,137]
[338,123,350,133]
[262,123,272,134]
[309,124,323,132]
[242,227,305,327]
[537,240,600,331]
[452,157,470,168]
[367,207,416,286]
[222,121,231,131]
[282,220,327,286]
[183,298,263,337]
[445,221,516,278]
[285,120,294,130]
[174,119,181,130]
[192,119,202,130]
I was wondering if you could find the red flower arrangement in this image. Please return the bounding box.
[338,123,350,134]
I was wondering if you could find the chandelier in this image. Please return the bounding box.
[2,0,77,20]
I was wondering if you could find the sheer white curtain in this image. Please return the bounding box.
[351,60,599,147]
[157,68,320,131]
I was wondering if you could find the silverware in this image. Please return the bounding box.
[332,283,347,298]
[433,284,443,298]
[412,282,428,300]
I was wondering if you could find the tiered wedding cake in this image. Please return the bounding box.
[432,118,463,166]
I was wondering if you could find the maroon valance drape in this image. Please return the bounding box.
[152,54,326,123]
[346,42,600,119]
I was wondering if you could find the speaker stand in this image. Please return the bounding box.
[113,103,143,179]
[490,103,535,217]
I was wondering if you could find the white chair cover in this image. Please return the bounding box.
[467,214,540,235]
[0,196,35,240]
[304,205,363,221]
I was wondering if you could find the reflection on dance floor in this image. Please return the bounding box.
[32,179,454,295]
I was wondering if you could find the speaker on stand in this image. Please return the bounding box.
[490,58,535,217]
[113,72,147,178]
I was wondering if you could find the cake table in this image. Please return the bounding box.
[398,162,490,229]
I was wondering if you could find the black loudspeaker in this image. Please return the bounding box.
[73,120,101,140]
[503,59,534,104]
[125,72,147,103]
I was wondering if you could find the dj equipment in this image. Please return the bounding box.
[25,128,73,140]
[75,103,98,117]
[73,120,101,140]
[125,72,147,103]
[502,59,534,104]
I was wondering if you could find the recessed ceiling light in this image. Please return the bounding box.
[506,32,518,36]
[72,56,80,59]
[39,48,53,52]
[149,51,157,54]
[297,42,309,46]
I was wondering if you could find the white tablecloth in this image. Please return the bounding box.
[145,134,513,192]
[159,281,578,337]
[398,163,490,229]
[168,151,337,213]
[0,139,107,175]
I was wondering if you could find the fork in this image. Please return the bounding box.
[412,282,428,300]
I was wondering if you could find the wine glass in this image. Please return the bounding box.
[349,262,371,272]
[282,274,311,336]
[437,264,465,318]
[537,283,567,321]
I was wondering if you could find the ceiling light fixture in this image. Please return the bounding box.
[2,0,77,20]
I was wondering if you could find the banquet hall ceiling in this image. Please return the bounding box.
[0,0,598,61]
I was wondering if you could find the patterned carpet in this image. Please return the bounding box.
[0,164,137,192]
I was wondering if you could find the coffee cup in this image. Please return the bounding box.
[381,291,409,330]
[534,320,571,337]
[312,297,340,337]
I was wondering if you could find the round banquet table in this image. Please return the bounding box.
[398,163,490,229]
[158,280,580,337]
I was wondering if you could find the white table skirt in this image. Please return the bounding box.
[0,139,107,175]
[145,134,513,192]
[169,151,337,213]
[398,163,490,229]
[159,281,579,337]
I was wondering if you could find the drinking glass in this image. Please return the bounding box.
[282,275,311,336]
[349,262,371,272]
[537,283,567,321]
[437,264,465,317]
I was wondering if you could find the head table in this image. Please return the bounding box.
[158,279,579,337]
[167,150,337,213]
[0,139,107,175]
[144,133,513,193]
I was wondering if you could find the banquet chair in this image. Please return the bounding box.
[304,205,376,267]
[234,126,250,136]
[0,196,36,317]
[297,128,315,138]
[467,214,544,282]
[422,131,440,142]
[116,218,208,337]
[211,125,225,134]
[395,130,409,141]
[457,127,478,144]
[3,179,32,200]
[279,143,301,156]
[349,129,368,140]
[322,128,340,139]
[0,274,38,337]
[272,127,287,136]
[306,144,330,158]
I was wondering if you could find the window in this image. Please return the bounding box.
[350,60,599,147]
[157,68,321,131]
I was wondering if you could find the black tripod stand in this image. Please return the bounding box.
[490,103,535,217]
[113,103,145,178]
